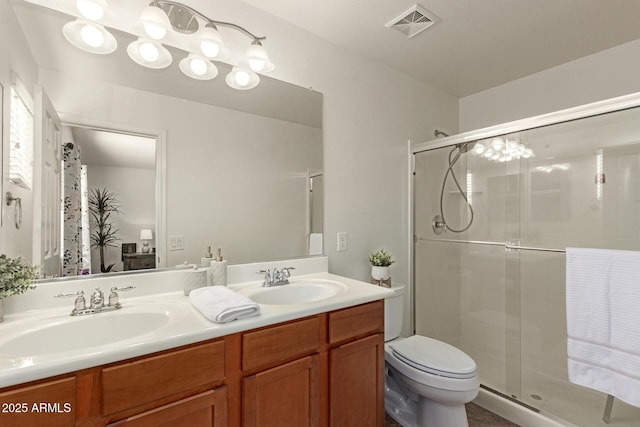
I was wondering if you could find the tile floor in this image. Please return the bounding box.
[385,403,520,426]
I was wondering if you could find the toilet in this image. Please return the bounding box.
[384,285,480,427]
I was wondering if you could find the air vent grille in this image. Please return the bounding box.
[385,4,437,38]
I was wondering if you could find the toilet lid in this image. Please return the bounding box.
[390,335,477,379]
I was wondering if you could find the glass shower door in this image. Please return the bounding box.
[413,104,640,427]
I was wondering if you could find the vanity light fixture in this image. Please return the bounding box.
[57,0,274,89]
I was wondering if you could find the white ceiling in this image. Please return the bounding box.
[69,127,156,170]
[241,0,640,97]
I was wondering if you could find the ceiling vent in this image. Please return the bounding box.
[385,4,437,38]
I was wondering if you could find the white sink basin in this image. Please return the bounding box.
[241,279,347,305]
[0,302,187,358]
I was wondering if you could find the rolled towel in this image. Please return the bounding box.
[189,286,260,323]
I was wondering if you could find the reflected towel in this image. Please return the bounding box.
[309,233,323,255]
[189,286,260,324]
[566,247,640,408]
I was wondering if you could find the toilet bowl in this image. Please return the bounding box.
[384,285,479,427]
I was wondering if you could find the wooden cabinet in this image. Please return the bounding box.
[123,253,156,271]
[0,377,75,427]
[108,387,227,427]
[0,300,385,427]
[328,300,385,427]
[102,340,225,416]
[242,317,321,372]
[243,355,320,427]
[329,334,385,427]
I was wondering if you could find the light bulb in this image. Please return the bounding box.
[80,23,104,47]
[248,58,265,72]
[76,0,104,21]
[491,137,504,151]
[144,22,166,40]
[473,143,485,155]
[234,70,250,87]
[200,40,220,58]
[139,42,159,62]
[189,57,207,76]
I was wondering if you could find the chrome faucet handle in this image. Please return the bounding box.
[54,290,86,312]
[90,287,105,309]
[257,269,275,286]
[108,285,136,307]
[280,266,295,278]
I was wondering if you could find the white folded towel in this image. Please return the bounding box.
[189,286,260,324]
[309,233,323,255]
[566,247,640,408]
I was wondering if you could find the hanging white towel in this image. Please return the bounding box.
[189,286,260,324]
[566,247,640,408]
[309,233,323,255]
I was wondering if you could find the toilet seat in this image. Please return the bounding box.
[390,335,477,379]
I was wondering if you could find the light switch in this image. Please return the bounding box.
[169,235,184,251]
[337,232,348,252]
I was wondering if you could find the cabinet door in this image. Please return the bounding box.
[243,355,319,427]
[108,387,226,427]
[329,334,384,427]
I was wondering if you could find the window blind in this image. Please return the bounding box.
[9,82,34,190]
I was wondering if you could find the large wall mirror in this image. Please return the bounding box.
[1,1,323,282]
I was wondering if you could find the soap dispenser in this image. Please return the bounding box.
[211,248,228,286]
[201,245,214,267]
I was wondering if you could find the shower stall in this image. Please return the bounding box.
[411,95,640,426]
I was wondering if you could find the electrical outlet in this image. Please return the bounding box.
[337,232,348,252]
[169,235,184,251]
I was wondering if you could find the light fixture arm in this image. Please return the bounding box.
[156,0,266,42]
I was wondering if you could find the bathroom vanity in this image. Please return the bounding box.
[0,258,392,426]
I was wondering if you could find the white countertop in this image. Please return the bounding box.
[0,271,392,388]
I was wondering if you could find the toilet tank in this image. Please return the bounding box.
[384,284,405,342]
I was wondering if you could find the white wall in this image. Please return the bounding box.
[86,164,155,273]
[0,1,38,260]
[459,39,640,131]
[249,8,460,286]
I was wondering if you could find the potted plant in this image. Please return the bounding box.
[369,249,394,287]
[0,255,38,322]
[89,187,122,273]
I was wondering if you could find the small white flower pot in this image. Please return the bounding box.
[371,265,391,287]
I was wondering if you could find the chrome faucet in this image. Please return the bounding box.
[258,267,295,287]
[55,286,135,316]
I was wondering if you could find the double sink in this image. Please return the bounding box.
[0,278,347,359]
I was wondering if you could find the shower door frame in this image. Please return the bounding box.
[408,90,640,338]
[409,91,640,423]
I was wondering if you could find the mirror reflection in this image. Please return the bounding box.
[1,1,323,281]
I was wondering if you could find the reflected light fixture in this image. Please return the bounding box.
[57,0,274,89]
[226,66,260,90]
[473,136,534,163]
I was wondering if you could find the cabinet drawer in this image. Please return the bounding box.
[102,340,225,415]
[0,377,75,427]
[242,317,321,372]
[328,300,384,345]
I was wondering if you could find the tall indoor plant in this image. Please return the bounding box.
[0,255,38,322]
[89,187,122,273]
